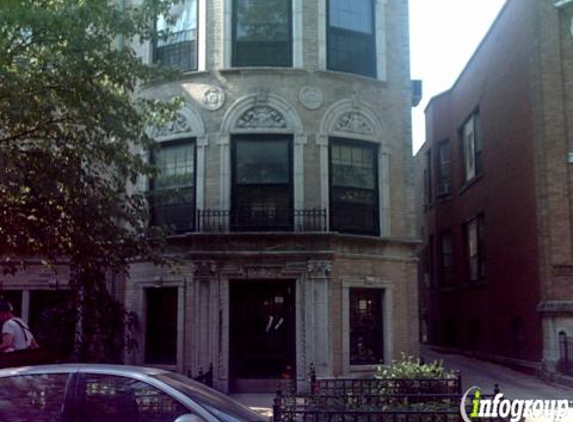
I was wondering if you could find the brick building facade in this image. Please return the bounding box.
[415,0,573,375]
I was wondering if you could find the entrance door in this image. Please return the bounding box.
[230,280,295,391]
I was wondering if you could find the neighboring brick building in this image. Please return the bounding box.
[117,0,418,393]
[415,0,573,375]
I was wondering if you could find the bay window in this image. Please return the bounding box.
[233,0,292,67]
[155,0,197,71]
[330,139,379,236]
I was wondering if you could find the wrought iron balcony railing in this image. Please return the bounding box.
[197,208,327,233]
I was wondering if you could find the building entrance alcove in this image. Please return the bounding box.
[229,280,295,393]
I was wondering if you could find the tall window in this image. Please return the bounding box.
[232,136,292,231]
[145,287,178,365]
[155,0,197,71]
[233,0,292,67]
[424,148,432,205]
[437,140,450,196]
[330,139,379,236]
[349,288,384,365]
[439,230,453,286]
[327,0,376,77]
[465,215,486,282]
[150,141,195,233]
[461,111,482,183]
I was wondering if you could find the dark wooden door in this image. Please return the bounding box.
[230,280,295,381]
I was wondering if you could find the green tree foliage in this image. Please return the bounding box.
[0,0,182,361]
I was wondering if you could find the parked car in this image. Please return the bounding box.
[0,364,268,422]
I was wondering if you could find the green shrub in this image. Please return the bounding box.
[375,353,457,379]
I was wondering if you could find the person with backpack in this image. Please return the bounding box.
[0,301,39,352]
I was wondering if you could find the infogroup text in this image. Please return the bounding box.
[460,386,571,422]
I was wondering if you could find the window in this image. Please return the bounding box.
[78,374,189,422]
[461,112,482,183]
[327,0,376,77]
[145,287,178,365]
[437,140,450,196]
[330,139,379,235]
[231,136,293,231]
[424,148,432,205]
[155,0,198,71]
[349,288,384,365]
[439,230,453,286]
[0,374,70,421]
[465,215,486,282]
[150,140,196,234]
[233,0,292,67]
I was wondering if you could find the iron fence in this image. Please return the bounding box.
[197,208,327,233]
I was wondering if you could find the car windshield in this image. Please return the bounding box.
[154,373,267,422]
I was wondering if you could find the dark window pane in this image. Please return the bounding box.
[232,137,292,231]
[0,374,69,421]
[330,140,379,235]
[233,0,292,66]
[80,374,189,422]
[349,289,384,365]
[236,140,289,184]
[330,0,372,33]
[145,288,178,365]
[151,142,195,233]
[155,0,197,71]
[328,0,375,77]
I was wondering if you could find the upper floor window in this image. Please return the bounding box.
[424,148,432,206]
[233,0,292,67]
[155,0,197,71]
[150,140,196,233]
[327,0,376,77]
[437,140,450,196]
[439,230,453,286]
[461,111,482,183]
[465,214,485,283]
[231,135,293,230]
[330,139,379,236]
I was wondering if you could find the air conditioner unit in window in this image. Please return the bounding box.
[437,183,450,196]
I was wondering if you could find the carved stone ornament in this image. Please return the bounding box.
[236,106,287,129]
[307,261,332,279]
[245,266,282,279]
[150,113,192,138]
[192,261,217,278]
[334,112,374,136]
[202,86,225,111]
[299,86,324,110]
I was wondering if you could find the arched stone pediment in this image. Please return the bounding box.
[221,93,302,134]
[148,104,205,142]
[319,98,386,148]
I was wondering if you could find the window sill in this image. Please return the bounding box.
[437,279,487,292]
[458,173,483,195]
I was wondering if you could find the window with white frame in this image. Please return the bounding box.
[465,215,485,283]
[330,139,379,236]
[150,140,196,233]
[349,288,384,365]
[461,112,482,183]
[233,0,292,67]
[154,0,198,71]
[437,139,450,195]
[327,0,376,77]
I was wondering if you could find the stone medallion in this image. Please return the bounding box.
[299,85,324,110]
[202,86,225,111]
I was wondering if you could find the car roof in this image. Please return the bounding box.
[0,363,171,378]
